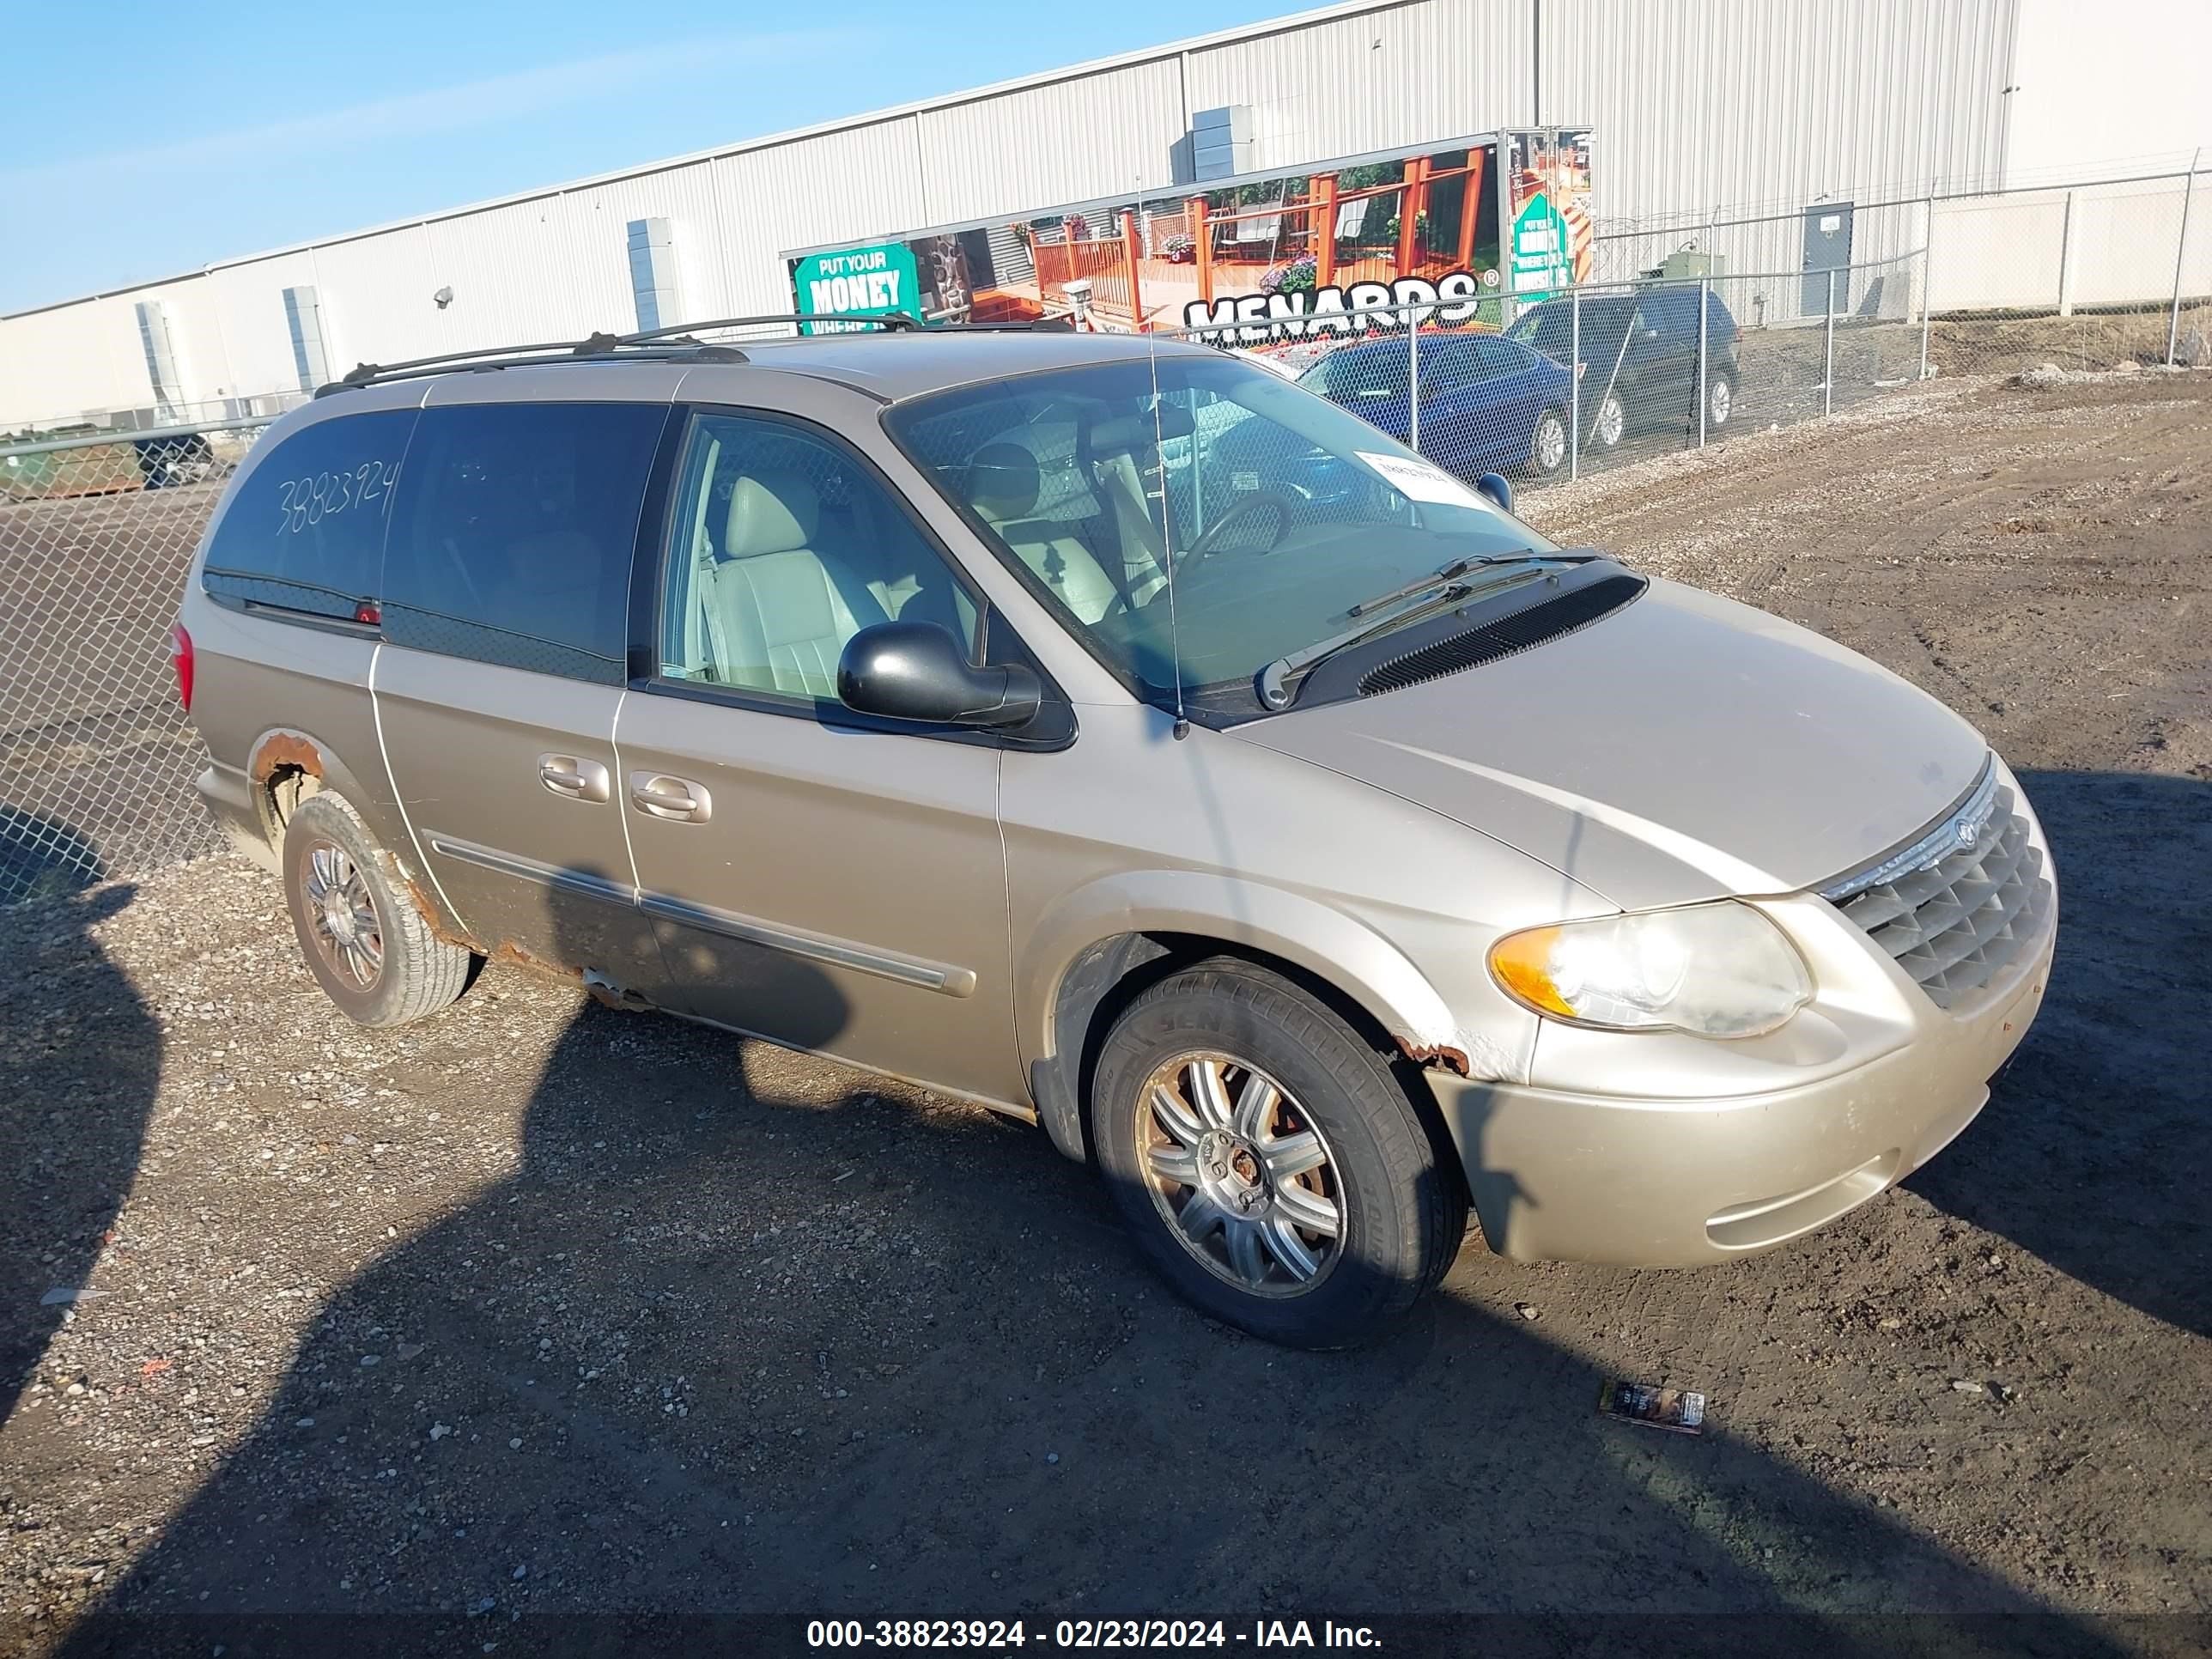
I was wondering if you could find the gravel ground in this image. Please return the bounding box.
[2,373,2208,1656]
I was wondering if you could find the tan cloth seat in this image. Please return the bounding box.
[706,470,885,697]
[964,441,1124,625]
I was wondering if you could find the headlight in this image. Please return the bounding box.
[1487,902,1812,1037]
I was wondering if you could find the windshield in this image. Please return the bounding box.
[885,353,1553,706]
[1505,302,1626,362]
[1296,347,1402,405]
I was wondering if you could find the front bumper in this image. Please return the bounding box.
[1425,918,2054,1267]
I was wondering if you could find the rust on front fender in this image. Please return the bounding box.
[1395,1036,1474,1078]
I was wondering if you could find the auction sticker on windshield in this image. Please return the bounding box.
[1356,450,1489,509]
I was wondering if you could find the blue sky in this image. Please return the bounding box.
[0,0,1292,314]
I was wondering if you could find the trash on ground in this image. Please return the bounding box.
[39,1287,106,1306]
[1514,1302,1541,1321]
[1598,1381,1706,1434]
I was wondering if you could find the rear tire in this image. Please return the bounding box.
[1706,370,1735,429]
[1091,959,1467,1349]
[1591,389,1626,449]
[282,793,471,1027]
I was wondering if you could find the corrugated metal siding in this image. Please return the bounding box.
[915,60,1184,226]
[709,118,929,311]
[1186,0,1534,167]
[1541,0,2015,231]
[209,252,319,397]
[297,225,441,379]
[560,164,733,325]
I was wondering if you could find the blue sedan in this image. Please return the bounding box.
[1297,331,1577,478]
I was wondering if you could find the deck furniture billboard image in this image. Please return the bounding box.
[784,128,1593,341]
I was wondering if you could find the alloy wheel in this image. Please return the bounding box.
[1534,412,1567,472]
[1136,1052,1344,1297]
[1596,392,1626,447]
[301,839,383,988]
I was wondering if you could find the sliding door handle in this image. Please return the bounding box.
[629,772,712,823]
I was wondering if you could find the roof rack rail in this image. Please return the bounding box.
[313,309,1064,398]
[618,312,922,344]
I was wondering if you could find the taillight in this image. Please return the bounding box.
[169,623,194,712]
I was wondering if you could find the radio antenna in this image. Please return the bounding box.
[1135,171,1189,738]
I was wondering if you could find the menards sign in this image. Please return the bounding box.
[1179,270,1493,344]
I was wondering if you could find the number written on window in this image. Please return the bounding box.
[274,459,399,535]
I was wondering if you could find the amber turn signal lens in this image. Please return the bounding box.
[1487,926,1576,1018]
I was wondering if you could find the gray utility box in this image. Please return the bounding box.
[1192,106,1255,182]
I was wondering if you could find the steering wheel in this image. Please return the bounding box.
[1176,488,1299,569]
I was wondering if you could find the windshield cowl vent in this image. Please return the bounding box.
[1356,574,1647,697]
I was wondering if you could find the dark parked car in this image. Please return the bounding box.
[1297,331,1579,478]
[133,429,217,489]
[1505,287,1741,452]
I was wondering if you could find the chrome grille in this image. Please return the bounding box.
[1823,775,2052,1011]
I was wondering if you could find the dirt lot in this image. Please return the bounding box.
[2,374,2208,1656]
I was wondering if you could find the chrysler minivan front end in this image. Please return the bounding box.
[1428,757,2056,1264]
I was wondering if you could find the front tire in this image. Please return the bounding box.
[282,793,471,1027]
[1091,960,1468,1348]
[1527,407,1570,477]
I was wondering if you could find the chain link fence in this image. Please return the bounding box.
[1183,247,1935,483]
[1589,165,2209,380]
[0,422,265,903]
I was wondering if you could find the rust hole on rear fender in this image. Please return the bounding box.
[250,731,325,784]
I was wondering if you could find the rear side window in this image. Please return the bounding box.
[202,410,416,620]
[381,401,665,683]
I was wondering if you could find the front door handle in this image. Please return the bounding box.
[538,754,611,802]
[629,771,713,823]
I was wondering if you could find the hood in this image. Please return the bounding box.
[1232,577,1990,910]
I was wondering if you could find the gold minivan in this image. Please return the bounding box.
[176,320,2056,1347]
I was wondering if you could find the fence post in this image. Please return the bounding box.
[1312,174,1338,289]
[1569,286,1581,481]
[1918,204,1934,382]
[1407,307,1421,453]
[2169,149,2201,368]
[1698,276,1710,447]
[1824,268,1836,417]
[1194,199,1213,307]
[2057,190,2078,317]
[1122,210,1146,331]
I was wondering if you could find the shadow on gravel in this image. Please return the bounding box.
[1908,769,2212,1340]
[0,815,156,1425]
[56,884,2145,1659]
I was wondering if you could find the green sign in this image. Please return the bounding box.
[792,242,921,333]
[1508,189,1571,301]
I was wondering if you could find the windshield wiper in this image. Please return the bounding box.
[1257,553,1569,711]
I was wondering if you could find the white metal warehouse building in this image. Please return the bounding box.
[3,0,2206,430]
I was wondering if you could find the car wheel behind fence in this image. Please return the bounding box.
[1594,391,1626,449]
[1528,408,1569,477]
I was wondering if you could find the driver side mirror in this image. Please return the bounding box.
[1474,472,1514,514]
[837,621,1041,730]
